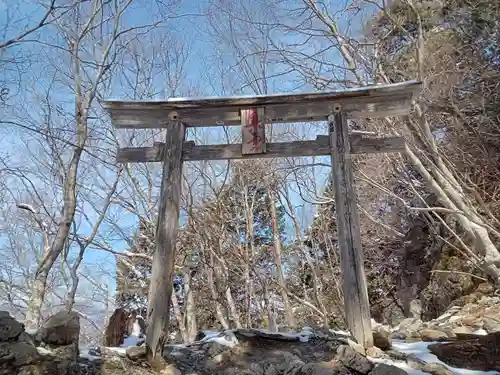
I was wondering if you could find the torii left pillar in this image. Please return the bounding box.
[146,120,185,360]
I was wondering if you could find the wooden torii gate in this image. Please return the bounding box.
[102,80,421,358]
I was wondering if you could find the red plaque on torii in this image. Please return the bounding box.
[241,108,266,154]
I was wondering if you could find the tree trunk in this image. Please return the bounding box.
[171,292,187,343]
[214,236,241,328]
[262,279,277,331]
[183,271,197,343]
[243,245,252,328]
[225,286,241,328]
[268,187,295,328]
[206,253,230,329]
[282,189,329,321]
[243,184,257,328]
[25,111,86,331]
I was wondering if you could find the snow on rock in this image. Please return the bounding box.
[105,346,128,356]
[201,330,239,348]
[472,329,487,336]
[329,328,351,337]
[368,339,499,375]
[199,330,222,341]
[79,347,102,361]
[198,326,322,348]
[298,326,315,342]
[36,347,53,355]
[25,328,38,336]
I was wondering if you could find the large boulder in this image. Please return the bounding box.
[159,328,392,375]
[420,329,450,342]
[370,363,408,375]
[428,331,500,371]
[0,311,24,341]
[39,311,80,347]
[0,311,80,375]
[336,345,374,373]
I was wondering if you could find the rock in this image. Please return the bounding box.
[389,331,405,340]
[369,363,408,374]
[195,331,207,341]
[385,350,408,361]
[409,299,422,319]
[48,342,78,361]
[0,313,83,375]
[18,332,36,347]
[87,346,102,357]
[428,331,500,371]
[0,311,24,341]
[346,338,365,355]
[373,331,391,350]
[482,317,500,332]
[366,346,384,358]
[422,362,453,375]
[399,318,423,332]
[160,364,182,375]
[39,311,80,346]
[336,345,373,373]
[405,354,427,370]
[452,326,474,335]
[404,336,422,343]
[420,329,450,342]
[460,316,483,329]
[0,341,39,367]
[373,324,391,337]
[397,318,424,340]
[126,345,146,360]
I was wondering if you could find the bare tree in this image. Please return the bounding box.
[0,0,162,331]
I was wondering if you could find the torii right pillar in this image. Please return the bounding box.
[329,103,373,348]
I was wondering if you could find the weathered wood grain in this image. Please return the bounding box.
[115,135,405,163]
[241,108,266,154]
[104,93,415,128]
[103,80,420,110]
[329,110,373,348]
[146,122,185,359]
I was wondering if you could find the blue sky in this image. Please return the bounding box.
[0,0,372,303]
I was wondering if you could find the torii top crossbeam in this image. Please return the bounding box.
[102,80,420,129]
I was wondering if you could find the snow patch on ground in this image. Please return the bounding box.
[121,334,140,348]
[120,319,145,348]
[79,348,102,361]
